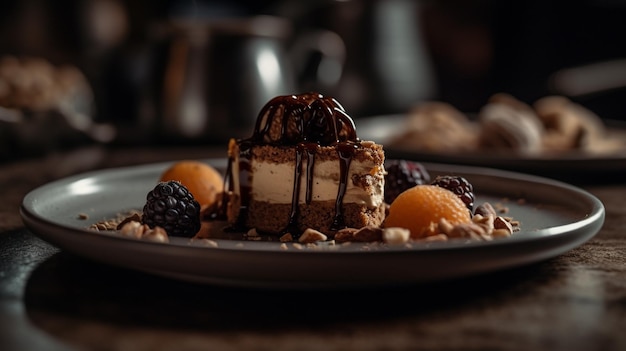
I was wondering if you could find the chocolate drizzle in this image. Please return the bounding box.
[225,92,361,236]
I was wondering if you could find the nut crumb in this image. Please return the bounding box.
[119,221,169,243]
[89,210,142,232]
[354,226,383,242]
[299,228,328,243]
[492,229,512,238]
[116,213,142,230]
[474,202,496,217]
[334,226,383,243]
[142,228,169,243]
[334,228,358,243]
[494,216,513,234]
[280,233,293,242]
[119,221,143,239]
[382,227,410,245]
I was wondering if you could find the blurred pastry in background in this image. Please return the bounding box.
[0,56,88,111]
[388,101,479,153]
[533,96,621,155]
[0,56,115,160]
[478,94,544,154]
[389,93,625,156]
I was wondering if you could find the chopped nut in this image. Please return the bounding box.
[119,221,169,242]
[89,211,142,232]
[90,223,103,231]
[472,214,494,234]
[334,226,384,243]
[449,222,487,239]
[119,221,144,239]
[494,216,513,234]
[299,228,328,243]
[382,227,410,245]
[247,228,259,237]
[353,226,383,242]
[423,234,448,242]
[77,213,89,220]
[334,228,359,243]
[280,243,288,250]
[474,202,497,217]
[142,227,169,243]
[116,213,142,230]
[438,218,455,235]
[90,221,117,231]
[279,233,293,242]
[492,229,512,238]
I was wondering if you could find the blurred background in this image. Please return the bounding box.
[1,0,626,160]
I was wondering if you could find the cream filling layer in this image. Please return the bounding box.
[249,159,385,208]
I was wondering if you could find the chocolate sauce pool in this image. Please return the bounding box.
[223,92,363,236]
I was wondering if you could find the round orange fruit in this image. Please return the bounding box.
[384,185,471,238]
[159,161,224,209]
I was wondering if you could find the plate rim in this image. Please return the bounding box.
[19,159,606,287]
[20,158,605,252]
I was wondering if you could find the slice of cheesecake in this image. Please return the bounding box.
[224,93,386,237]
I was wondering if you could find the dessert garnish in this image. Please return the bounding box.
[159,160,223,210]
[141,181,201,238]
[430,175,475,212]
[384,185,472,239]
[383,159,430,204]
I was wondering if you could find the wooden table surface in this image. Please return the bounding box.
[1,145,625,351]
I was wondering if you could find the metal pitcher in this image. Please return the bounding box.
[155,15,345,142]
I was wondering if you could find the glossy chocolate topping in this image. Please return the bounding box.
[226,92,363,236]
[250,92,358,145]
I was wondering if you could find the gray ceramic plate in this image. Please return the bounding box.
[21,159,604,289]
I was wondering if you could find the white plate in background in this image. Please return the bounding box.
[357,115,626,178]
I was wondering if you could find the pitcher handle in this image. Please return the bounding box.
[290,29,346,94]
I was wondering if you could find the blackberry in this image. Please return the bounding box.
[142,181,201,237]
[384,160,430,204]
[431,175,474,212]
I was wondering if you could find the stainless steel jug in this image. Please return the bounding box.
[156,15,345,142]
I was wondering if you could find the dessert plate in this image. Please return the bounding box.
[21,159,604,289]
[357,115,626,178]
